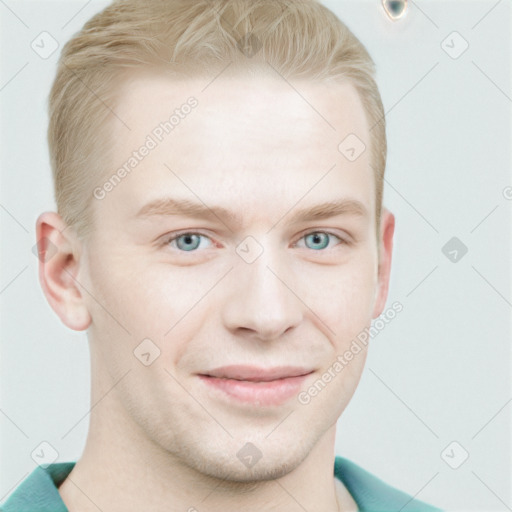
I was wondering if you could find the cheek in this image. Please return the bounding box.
[296,259,376,419]
[86,254,220,370]
[87,250,198,333]
[297,253,378,344]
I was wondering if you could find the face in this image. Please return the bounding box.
[57,70,393,482]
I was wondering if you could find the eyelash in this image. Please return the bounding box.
[161,230,350,253]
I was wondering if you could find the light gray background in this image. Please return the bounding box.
[1,1,511,510]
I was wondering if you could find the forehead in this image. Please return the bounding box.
[113,69,369,149]
[100,70,374,222]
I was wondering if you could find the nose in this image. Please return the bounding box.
[221,245,304,341]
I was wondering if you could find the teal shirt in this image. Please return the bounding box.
[1,457,442,511]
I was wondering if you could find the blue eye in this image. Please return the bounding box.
[298,231,343,250]
[168,233,212,252]
[164,230,345,253]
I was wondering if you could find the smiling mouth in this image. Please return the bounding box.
[197,366,314,406]
[200,365,315,382]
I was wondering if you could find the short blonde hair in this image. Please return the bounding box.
[48,0,386,239]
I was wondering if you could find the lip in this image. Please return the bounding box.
[201,365,314,381]
[198,365,314,406]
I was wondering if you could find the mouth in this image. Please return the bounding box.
[198,365,314,406]
[200,365,315,381]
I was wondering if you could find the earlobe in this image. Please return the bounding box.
[36,212,92,331]
[372,208,395,319]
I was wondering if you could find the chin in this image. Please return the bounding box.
[181,437,312,485]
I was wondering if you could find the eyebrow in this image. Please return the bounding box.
[135,197,368,225]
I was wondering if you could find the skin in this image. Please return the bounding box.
[37,70,394,512]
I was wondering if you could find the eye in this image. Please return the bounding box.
[295,231,345,250]
[165,232,213,252]
[162,230,348,253]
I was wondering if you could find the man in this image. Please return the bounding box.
[2,0,442,510]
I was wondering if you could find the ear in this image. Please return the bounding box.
[35,211,91,331]
[372,208,395,318]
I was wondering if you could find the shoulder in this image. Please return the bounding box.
[334,456,443,512]
[1,462,74,512]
